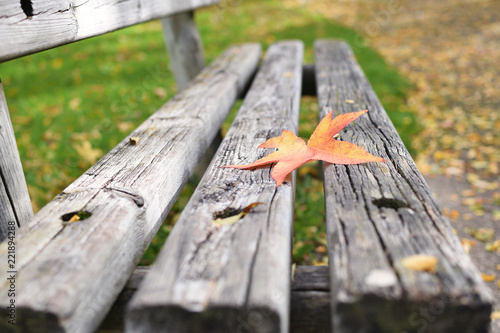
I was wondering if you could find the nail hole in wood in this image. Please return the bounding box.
[372,198,408,210]
[61,210,92,223]
[213,207,242,220]
[20,0,34,18]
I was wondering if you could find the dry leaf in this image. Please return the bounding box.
[466,227,495,242]
[485,240,500,252]
[401,254,438,273]
[461,238,476,254]
[129,137,140,145]
[224,110,385,186]
[481,273,496,282]
[213,202,263,226]
[73,141,103,166]
[62,214,80,225]
[492,311,500,320]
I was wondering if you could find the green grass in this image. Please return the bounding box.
[0,1,418,265]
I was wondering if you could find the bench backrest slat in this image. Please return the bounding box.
[0,0,219,62]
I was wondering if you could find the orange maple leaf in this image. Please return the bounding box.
[223,110,386,186]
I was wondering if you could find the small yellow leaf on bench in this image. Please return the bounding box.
[62,214,80,225]
[129,137,140,145]
[345,99,355,104]
[283,71,293,77]
[213,202,263,227]
[401,254,438,273]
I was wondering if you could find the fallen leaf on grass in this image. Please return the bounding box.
[461,238,476,254]
[481,273,496,282]
[401,254,438,273]
[485,240,500,252]
[213,202,263,227]
[492,311,500,320]
[73,141,103,166]
[223,110,385,186]
[466,227,495,242]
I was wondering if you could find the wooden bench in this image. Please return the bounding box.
[0,1,493,332]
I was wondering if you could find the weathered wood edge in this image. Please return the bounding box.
[162,11,206,91]
[315,40,493,332]
[126,40,304,333]
[0,78,33,240]
[0,44,261,333]
[99,266,331,333]
[0,0,219,62]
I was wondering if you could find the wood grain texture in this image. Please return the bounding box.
[0,44,261,333]
[0,0,219,62]
[0,79,33,240]
[126,41,304,333]
[315,40,493,333]
[162,11,206,91]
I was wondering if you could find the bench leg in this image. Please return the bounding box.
[162,11,206,91]
[0,78,33,240]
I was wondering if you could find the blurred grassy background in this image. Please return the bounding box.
[0,1,418,265]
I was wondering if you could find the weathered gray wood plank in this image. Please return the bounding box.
[0,0,219,62]
[162,11,206,91]
[99,265,330,332]
[0,44,261,333]
[0,78,33,241]
[315,40,493,332]
[126,41,304,333]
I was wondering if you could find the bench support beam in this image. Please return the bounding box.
[162,11,206,91]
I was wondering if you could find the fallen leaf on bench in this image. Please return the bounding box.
[223,110,385,186]
[213,202,263,227]
[401,254,438,273]
[129,137,140,145]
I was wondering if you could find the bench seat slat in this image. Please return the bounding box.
[0,43,261,333]
[315,40,493,332]
[0,0,219,62]
[126,40,304,333]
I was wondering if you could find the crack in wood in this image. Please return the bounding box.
[105,187,145,207]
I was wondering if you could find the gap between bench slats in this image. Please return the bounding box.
[0,0,220,62]
[315,40,493,332]
[126,40,304,333]
[0,43,261,333]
